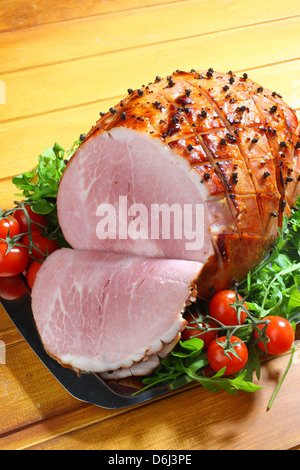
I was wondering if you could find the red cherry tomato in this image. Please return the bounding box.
[182,313,218,349]
[0,242,29,277]
[13,205,47,233]
[22,231,59,261]
[207,335,248,375]
[255,316,295,355]
[26,260,42,290]
[0,276,28,300]
[0,216,20,239]
[209,290,248,326]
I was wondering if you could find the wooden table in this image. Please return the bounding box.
[0,0,300,451]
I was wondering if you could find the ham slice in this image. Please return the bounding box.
[31,248,202,376]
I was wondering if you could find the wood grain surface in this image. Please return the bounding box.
[0,0,300,450]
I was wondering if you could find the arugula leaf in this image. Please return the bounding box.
[135,338,262,396]
[267,343,297,410]
[12,139,82,243]
[182,367,262,394]
[239,199,300,322]
[287,285,300,314]
[242,345,262,382]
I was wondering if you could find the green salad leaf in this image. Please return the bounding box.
[11,138,82,244]
[133,337,262,395]
[239,203,300,323]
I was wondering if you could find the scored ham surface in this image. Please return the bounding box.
[57,69,300,297]
[31,248,202,376]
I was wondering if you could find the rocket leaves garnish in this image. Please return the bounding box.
[11,139,82,244]
[239,203,300,323]
[132,337,262,395]
[13,143,68,213]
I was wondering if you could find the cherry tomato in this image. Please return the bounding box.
[182,313,218,349]
[0,276,28,300]
[207,335,248,375]
[209,290,248,326]
[26,260,42,290]
[255,316,295,355]
[22,231,59,261]
[13,205,47,233]
[0,242,29,277]
[0,216,20,239]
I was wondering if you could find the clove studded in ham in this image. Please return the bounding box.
[32,70,300,378]
[31,248,202,377]
[57,70,300,297]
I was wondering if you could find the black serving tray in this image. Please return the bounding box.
[0,275,174,409]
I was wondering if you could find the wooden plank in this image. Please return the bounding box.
[1,17,299,127]
[0,389,152,450]
[0,327,119,436]
[1,346,298,450]
[0,189,26,212]
[0,321,23,345]
[2,0,300,73]
[0,310,299,449]
[0,178,18,209]
[0,304,17,331]
[16,352,300,450]
[0,305,144,442]
[0,0,187,32]
[0,99,114,180]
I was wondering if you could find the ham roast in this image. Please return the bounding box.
[57,69,300,297]
[32,70,300,378]
[31,248,202,377]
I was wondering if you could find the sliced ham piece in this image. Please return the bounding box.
[31,248,202,376]
[57,70,300,297]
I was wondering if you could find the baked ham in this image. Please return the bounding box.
[31,248,202,376]
[32,70,300,378]
[57,69,300,297]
